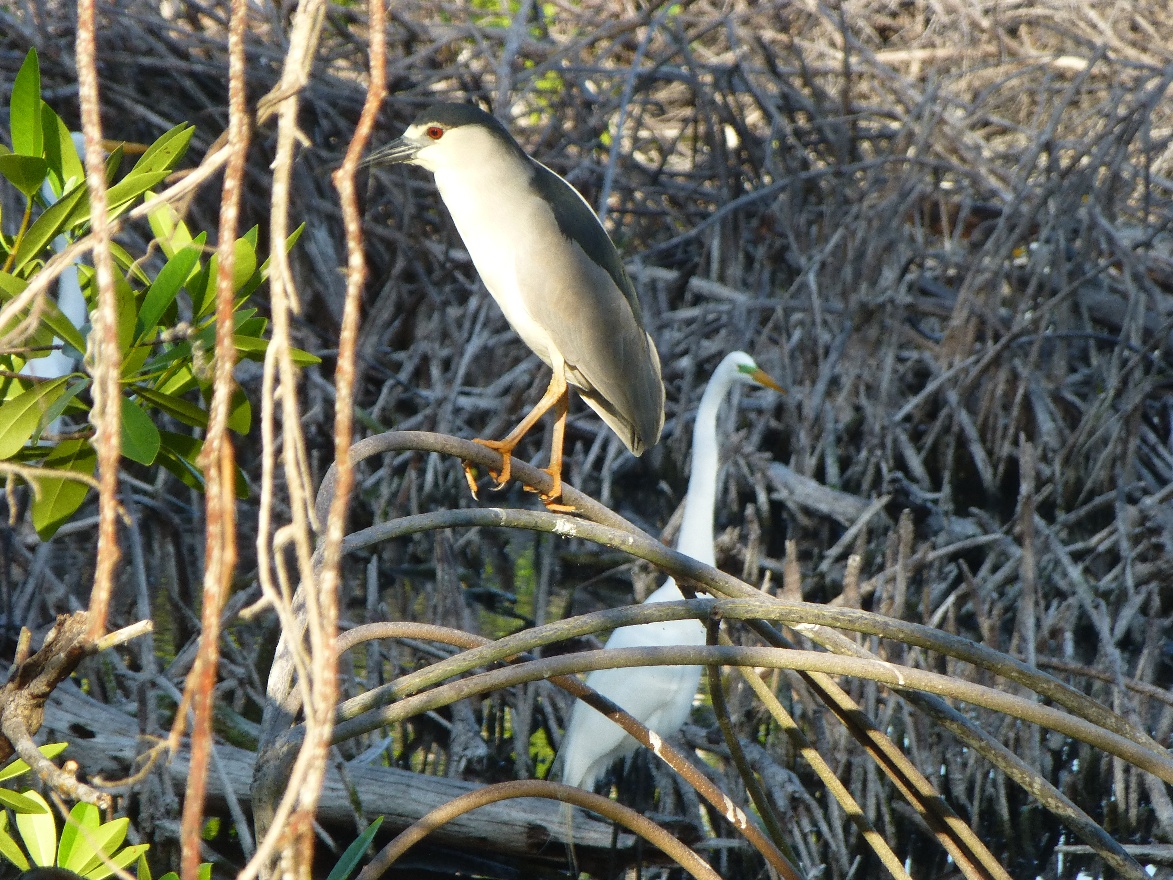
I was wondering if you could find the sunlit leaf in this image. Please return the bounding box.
[121,342,150,380]
[0,377,69,459]
[0,789,48,813]
[136,236,205,338]
[0,812,31,871]
[121,396,161,466]
[0,154,48,199]
[67,812,128,876]
[185,262,211,320]
[244,223,303,299]
[10,180,87,274]
[13,790,55,867]
[132,385,208,429]
[195,238,256,319]
[156,360,199,397]
[0,271,23,299]
[42,105,84,196]
[0,743,68,783]
[37,376,87,431]
[45,146,122,240]
[0,287,56,349]
[58,802,101,873]
[110,240,150,286]
[104,169,171,220]
[10,49,42,158]
[146,199,195,258]
[39,294,88,356]
[233,335,268,359]
[115,272,137,355]
[31,438,97,539]
[235,314,267,337]
[228,384,250,435]
[290,347,321,366]
[131,123,193,176]
[0,272,49,347]
[86,842,149,880]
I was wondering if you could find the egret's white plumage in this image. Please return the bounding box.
[559,351,781,790]
[23,132,86,383]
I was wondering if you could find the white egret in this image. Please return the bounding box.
[23,132,87,384]
[559,350,781,790]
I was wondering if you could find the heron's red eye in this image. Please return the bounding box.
[426,126,444,140]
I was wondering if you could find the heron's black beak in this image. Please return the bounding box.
[363,135,420,167]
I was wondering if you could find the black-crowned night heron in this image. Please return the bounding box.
[366,103,665,505]
[559,351,780,790]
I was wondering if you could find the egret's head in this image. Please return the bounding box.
[364,103,520,174]
[724,351,783,392]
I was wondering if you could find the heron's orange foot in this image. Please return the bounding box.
[461,461,481,499]
[472,438,513,488]
[541,493,577,513]
[530,467,576,512]
[522,479,573,509]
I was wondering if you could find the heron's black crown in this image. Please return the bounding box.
[409,103,515,145]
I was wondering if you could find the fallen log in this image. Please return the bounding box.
[24,673,637,875]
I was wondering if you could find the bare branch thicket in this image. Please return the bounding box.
[1,1,1171,878]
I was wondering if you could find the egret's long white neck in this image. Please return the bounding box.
[674,360,739,567]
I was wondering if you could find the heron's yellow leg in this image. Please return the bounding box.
[538,383,573,509]
[473,367,568,489]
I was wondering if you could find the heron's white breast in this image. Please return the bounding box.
[434,167,557,367]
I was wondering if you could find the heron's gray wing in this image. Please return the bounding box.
[516,168,664,453]
[529,161,645,324]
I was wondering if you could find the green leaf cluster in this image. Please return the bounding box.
[0,744,148,878]
[0,745,216,880]
[0,743,67,817]
[0,48,318,538]
[0,792,149,878]
[0,744,366,880]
